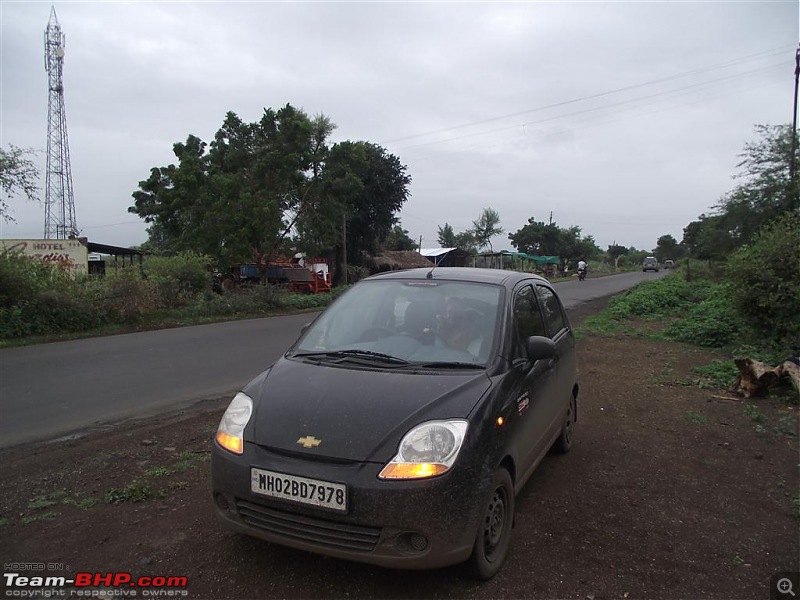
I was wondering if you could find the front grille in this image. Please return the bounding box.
[236,499,382,552]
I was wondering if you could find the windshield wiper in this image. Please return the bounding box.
[411,361,483,369]
[289,349,410,366]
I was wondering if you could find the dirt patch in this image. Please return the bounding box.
[1,300,797,599]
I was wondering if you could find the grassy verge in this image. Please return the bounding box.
[577,273,798,399]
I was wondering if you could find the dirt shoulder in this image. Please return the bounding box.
[1,297,798,600]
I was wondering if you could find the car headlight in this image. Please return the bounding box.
[215,392,253,455]
[379,420,468,480]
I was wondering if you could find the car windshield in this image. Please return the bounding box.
[291,279,503,367]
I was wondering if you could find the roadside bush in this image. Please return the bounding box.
[0,250,57,308]
[0,251,110,338]
[664,288,743,348]
[144,252,214,308]
[103,267,157,324]
[606,275,710,320]
[23,287,106,334]
[726,212,800,347]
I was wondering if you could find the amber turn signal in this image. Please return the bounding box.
[379,462,448,480]
[216,431,244,455]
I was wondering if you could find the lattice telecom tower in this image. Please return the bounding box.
[43,6,78,239]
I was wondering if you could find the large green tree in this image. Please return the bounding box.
[472,208,504,252]
[130,105,318,267]
[295,140,412,283]
[509,217,600,263]
[436,222,478,252]
[654,234,681,262]
[384,224,418,251]
[682,124,799,259]
[0,145,40,224]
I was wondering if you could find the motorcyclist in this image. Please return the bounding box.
[577,259,587,281]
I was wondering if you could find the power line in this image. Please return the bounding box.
[381,46,793,146]
[407,70,785,162]
[397,62,787,153]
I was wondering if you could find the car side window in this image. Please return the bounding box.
[536,285,567,338]
[512,285,547,356]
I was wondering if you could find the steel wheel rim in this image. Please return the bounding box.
[483,485,508,560]
[564,398,574,445]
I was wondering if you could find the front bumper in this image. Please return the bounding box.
[211,441,489,570]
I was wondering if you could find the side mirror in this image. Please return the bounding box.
[525,336,556,362]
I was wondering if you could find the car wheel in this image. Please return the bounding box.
[552,393,576,454]
[467,467,514,581]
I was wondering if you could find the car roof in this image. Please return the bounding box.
[366,267,550,288]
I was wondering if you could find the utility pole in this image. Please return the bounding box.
[342,213,348,285]
[791,43,799,205]
[418,235,422,252]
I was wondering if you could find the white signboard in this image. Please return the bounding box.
[1,239,89,276]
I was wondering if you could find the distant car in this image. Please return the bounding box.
[211,267,579,580]
[642,257,659,272]
[664,259,674,269]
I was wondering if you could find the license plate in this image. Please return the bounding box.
[251,468,347,513]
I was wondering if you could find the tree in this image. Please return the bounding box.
[472,208,504,252]
[509,217,600,264]
[436,222,478,252]
[0,145,40,223]
[130,105,319,267]
[508,217,561,255]
[681,214,733,261]
[297,140,412,284]
[719,124,799,239]
[607,244,629,267]
[682,124,800,260]
[384,224,417,251]
[654,234,681,262]
[726,212,800,345]
[437,223,457,248]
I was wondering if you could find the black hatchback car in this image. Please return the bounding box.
[211,267,579,579]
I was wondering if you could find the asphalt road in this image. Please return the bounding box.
[0,270,665,447]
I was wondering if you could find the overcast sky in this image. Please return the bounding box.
[1,1,797,254]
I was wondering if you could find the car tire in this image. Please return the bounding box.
[551,393,576,454]
[467,467,514,581]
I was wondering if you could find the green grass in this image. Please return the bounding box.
[105,482,164,504]
[743,404,767,424]
[685,411,709,425]
[144,466,174,477]
[63,496,99,510]
[27,497,58,510]
[21,511,58,525]
[791,494,800,520]
[683,360,738,390]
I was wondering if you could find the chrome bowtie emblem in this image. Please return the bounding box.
[297,436,322,448]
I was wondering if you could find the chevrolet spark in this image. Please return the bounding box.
[211,267,578,580]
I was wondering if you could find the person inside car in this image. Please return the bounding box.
[438,297,482,355]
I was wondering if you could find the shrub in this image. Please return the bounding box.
[606,275,710,320]
[103,267,157,324]
[0,251,109,337]
[726,212,800,347]
[143,252,214,308]
[664,288,743,347]
[0,250,58,308]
